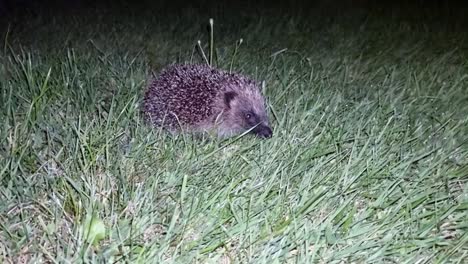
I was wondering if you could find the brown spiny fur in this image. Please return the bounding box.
[143,64,272,138]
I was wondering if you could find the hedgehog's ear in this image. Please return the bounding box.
[224,91,238,109]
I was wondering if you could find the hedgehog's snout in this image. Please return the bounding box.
[252,124,273,139]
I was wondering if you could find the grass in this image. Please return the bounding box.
[0,2,467,263]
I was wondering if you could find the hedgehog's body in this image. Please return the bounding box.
[143,64,272,138]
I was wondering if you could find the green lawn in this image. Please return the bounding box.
[1,2,467,263]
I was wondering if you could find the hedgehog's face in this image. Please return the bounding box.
[222,91,273,139]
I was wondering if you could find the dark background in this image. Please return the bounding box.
[2,0,468,20]
[1,0,467,62]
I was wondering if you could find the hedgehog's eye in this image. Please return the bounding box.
[245,113,252,119]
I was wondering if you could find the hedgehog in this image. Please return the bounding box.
[142,64,273,139]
